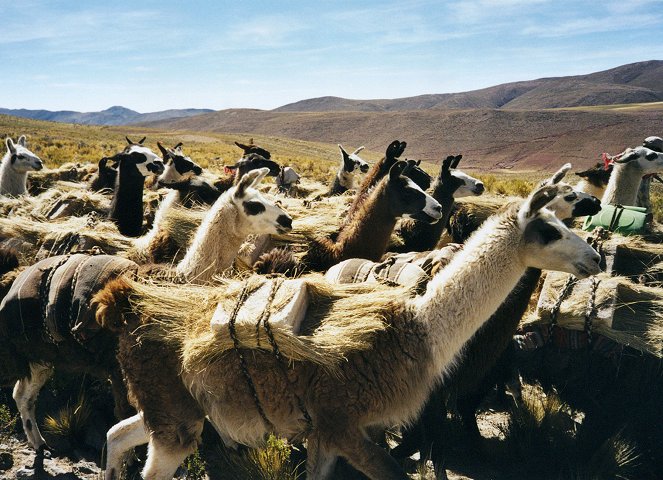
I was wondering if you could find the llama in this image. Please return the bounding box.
[302,161,443,271]
[1,136,44,196]
[396,154,484,252]
[174,167,292,282]
[225,153,281,182]
[344,141,431,222]
[96,182,601,480]
[108,142,165,237]
[329,144,370,195]
[601,146,663,205]
[276,166,301,195]
[391,164,603,476]
[153,141,225,206]
[88,157,118,192]
[574,161,613,199]
[156,142,202,186]
[235,139,272,159]
[0,251,139,467]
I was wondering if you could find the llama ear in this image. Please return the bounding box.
[250,167,270,187]
[17,135,27,147]
[234,168,265,198]
[441,155,454,176]
[173,142,183,150]
[352,146,365,155]
[451,155,462,169]
[5,138,16,155]
[389,160,407,180]
[235,141,249,152]
[549,163,571,184]
[157,142,169,157]
[138,136,146,145]
[338,144,353,168]
[522,185,559,218]
[125,136,134,145]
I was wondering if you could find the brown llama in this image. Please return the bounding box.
[96,181,601,480]
[343,140,430,224]
[396,154,484,252]
[302,160,443,271]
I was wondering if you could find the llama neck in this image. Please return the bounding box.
[337,182,397,261]
[0,155,28,196]
[411,212,526,380]
[636,176,652,211]
[175,191,244,282]
[427,180,458,238]
[110,165,145,237]
[132,190,180,255]
[601,163,642,205]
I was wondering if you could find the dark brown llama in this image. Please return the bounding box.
[303,161,443,271]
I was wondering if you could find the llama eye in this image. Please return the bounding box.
[243,201,266,216]
[564,193,577,201]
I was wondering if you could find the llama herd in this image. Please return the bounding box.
[0,133,662,479]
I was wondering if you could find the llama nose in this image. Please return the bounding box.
[277,215,292,230]
[474,183,485,194]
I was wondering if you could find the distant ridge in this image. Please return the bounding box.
[0,105,214,126]
[273,60,663,112]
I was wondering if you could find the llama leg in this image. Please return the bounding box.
[141,439,194,480]
[12,363,53,451]
[105,413,149,480]
[335,429,409,480]
[306,431,338,480]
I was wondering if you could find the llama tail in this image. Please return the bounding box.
[92,276,136,332]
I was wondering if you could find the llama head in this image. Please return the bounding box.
[234,140,271,159]
[157,142,203,185]
[118,144,165,177]
[539,163,601,219]
[438,154,484,197]
[386,161,443,223]
[402,159,432,191]
[5,136,43,173]
[575,161,613,189]
[233,167,293,234]
[338,144,370,174]
[227,153,281,181]
[613,146,663,175]
[518,185,601,279]
[643,136,663,153]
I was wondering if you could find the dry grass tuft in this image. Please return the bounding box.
[206,435,301,480]
[43,394,92,445]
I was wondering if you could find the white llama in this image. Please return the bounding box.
[0,136,43,196]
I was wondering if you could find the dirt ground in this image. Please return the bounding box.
[0,410,511,480]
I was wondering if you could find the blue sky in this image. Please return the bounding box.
[2,0,662,112]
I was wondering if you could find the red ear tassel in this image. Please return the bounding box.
[224,166,234,175]
[602,152,613,170]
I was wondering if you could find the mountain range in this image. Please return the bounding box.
[2,60,662,170]
[274,60,663,112]
[0,105,214,126]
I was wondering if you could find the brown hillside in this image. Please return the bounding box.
[274,60,663,112]
[141,105,663,171]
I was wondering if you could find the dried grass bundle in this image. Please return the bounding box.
[525,272,663,357]
[113,274,409,373]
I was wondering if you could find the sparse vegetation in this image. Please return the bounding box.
[206,435,301,480]
[43,394,92,447]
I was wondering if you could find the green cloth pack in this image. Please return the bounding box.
[582,204,649,235]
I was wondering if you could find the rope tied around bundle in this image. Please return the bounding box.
[546,227,609,346]
[227,277,313,435]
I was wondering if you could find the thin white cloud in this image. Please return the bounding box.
[521,12,663,37]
